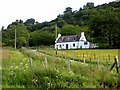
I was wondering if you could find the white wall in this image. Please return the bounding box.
[78,41,90,48]
[55,41,90,49]
[55,41,79,49]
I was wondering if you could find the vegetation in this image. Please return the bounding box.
[1,1,120,48]
[2,48,120,88]
[38,46,118,60]
[1,1,120,89]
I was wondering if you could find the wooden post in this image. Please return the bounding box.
[15,29,16,49]
[68,59,70,72]
[97,57,100,69]
[83,52,84,59]
[65,55,66,60]
[29,58,32,68]
[106,59,108,71]
[55,24,57,55]
[108,54,110,61]
[44,56,47,67]
[87,53,88,60]
[84,58,86,64]
[77,52,78,58]
[90,53,92,60]
[94,53,96,60]
[114,56,119,73]
[90,58,92,74]
[110,56,119,73]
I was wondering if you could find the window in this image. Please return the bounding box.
[60,45,62,48]
[84,42,88,45]
[73,44,75,47]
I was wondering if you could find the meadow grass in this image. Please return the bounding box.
[38,47,118,61]
[2,47,120,88]
[38,47,118,67]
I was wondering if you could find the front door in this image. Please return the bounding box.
[66,44,68,49]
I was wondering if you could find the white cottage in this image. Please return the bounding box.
[55,32,90,49]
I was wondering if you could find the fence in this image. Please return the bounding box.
[28,49,119,73]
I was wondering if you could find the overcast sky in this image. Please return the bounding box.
[0,0,114,29]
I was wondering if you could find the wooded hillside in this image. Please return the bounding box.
[1,1,120,48]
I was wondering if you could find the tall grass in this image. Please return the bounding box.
[2,48,119,88]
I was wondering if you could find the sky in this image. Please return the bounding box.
[0,0,115,29]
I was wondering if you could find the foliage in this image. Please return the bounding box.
[2,21,30,48]
[29,30,55,46]
[1,1,120,48]
[89,7,120,48]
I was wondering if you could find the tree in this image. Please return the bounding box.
[60,24,80,35]
[29,30,55,46]
[24,18,35,25]
[89,7,120,48]
[64,7,72,14]
[24,18,36,31]
[2,21,30,48]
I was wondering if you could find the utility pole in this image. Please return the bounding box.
[15,29,16,49]
[55,24,57,55]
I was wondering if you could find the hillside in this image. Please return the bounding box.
[1,1,120,48]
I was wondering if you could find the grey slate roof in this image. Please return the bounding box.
[57,35,80,43]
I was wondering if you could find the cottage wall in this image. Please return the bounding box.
[55,41,90,49]
[55,41,79,49]
[78,41,90,49]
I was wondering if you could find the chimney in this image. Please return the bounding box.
[80,32,87,41]
[58,34,61,38]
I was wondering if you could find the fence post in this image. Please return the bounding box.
[106,59,108,71]
[68,59,70,72]
[90,58,92,74]
[87,53,88,60]
[44,56,47,67]
[110,56,119,73]
[97,57,100,69]
[108,54,110,61]
[84,58,86,64]
[94,53,96,60]
[83,52,84,59]
[82,52,86,64]
[77,52,78,58]
[114,56,119,73]
[29,58,32,68]
[65,55,66,60]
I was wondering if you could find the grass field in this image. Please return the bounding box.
[2,47,120,88]
[38,47,118,65]
[41,47,118,58]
